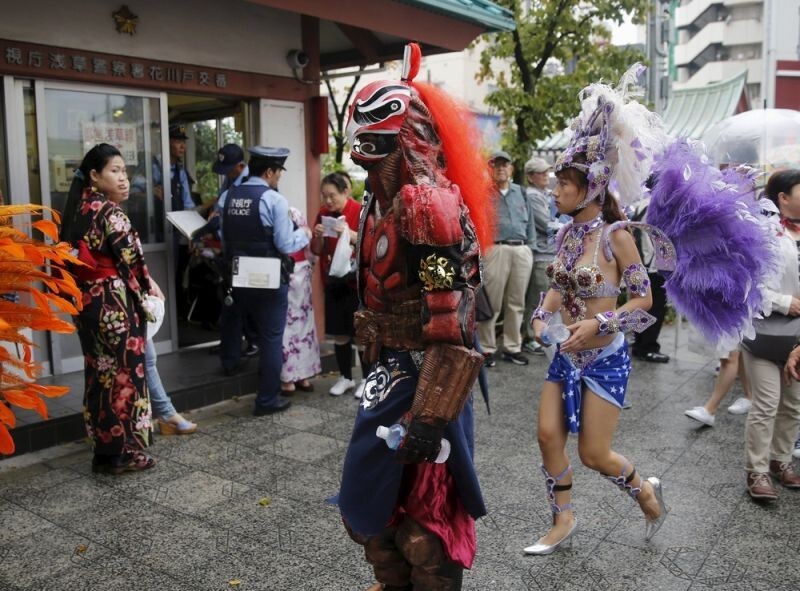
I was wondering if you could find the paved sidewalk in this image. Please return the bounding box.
[1,325,799,590]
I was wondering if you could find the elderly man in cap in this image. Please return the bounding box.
[522,156,558,354]
[217,146,310,415]
[477,150,536,366]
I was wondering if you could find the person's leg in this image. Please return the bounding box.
[703,352,739,414]
[532,380,574,546]
[769,372,800,468]
[396,517,463,590]
[220,292,244,373]
[333,336,353,380]
[502,246,533,354]
[743,349,781,474]
[578,391,662,522]
[477,246,508,354]
[738,355,752,401]
[144,338,177,420]
[252,285,290,410]
[346,525,412,591]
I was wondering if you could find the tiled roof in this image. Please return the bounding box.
[400,0,515,31]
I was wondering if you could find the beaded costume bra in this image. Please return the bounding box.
[547,214,674,321]
[546,215,620,320]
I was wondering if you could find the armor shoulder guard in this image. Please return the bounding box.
[397,183,465,247]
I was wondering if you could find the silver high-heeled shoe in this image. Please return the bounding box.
[644,476,667,541]
[523,519,578,555]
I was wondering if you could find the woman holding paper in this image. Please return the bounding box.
[59,143,157,474]
[311,172,364,397]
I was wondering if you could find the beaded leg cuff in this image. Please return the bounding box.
[541,464,573,514]
[603,463,641,499]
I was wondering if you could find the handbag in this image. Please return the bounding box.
[741,313,800,363]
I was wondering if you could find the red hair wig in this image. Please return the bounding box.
[403,44,495,252]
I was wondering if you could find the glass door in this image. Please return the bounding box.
[33,81,171,374]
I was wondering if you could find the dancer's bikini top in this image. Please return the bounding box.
[546,227,621,300]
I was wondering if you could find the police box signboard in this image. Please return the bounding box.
[0,39,309,100]
[231,256,281,289]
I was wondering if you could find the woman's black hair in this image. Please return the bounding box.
[321,172,349,194]
[59,143,122,242]
[765,168,800,210]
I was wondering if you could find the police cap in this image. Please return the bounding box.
[212,143,245,175]
[247,146,289,171]
[169,124,188,140]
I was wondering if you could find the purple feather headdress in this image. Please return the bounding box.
[647,139,779,350]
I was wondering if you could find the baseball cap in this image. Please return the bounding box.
[212,144,245,175]
[524,156,551,174]
[489,150,512,164]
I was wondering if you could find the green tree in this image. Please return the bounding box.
[325,69,363,165]
[477,0,649,174]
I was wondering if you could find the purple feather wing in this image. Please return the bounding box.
[647,139,778,350]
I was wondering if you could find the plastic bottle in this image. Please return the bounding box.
[376,424,451,463]
[540,318,571,346]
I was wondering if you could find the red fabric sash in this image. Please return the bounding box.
[74,240,118,282]
[394,462,476,569]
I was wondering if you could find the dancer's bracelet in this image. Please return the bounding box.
[595,309,657,335]
[531,306,554,324]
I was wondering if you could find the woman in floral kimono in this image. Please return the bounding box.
[60,143,155,474]
[280,207,321,393]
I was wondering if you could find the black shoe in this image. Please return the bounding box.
[483,352,496,368]
[502,351,529,366]
[635,351,670,363]
[253,398,291,416]
[244,343,260,357]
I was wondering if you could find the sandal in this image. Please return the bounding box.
[109,451,157,475]
[158,417,198,436]
[294,380,314,392]
[281,382,296,396]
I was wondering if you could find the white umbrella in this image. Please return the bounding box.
[701,108,800,170]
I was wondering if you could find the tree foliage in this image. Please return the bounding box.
[325,70,363,165]
[0,205,81,454]
[477,0,649,170]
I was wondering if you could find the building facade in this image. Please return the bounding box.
[0,0,513,376]
[674,0,800,107]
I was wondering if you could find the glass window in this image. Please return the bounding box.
[0,90,7,204]
[43,89,164,243]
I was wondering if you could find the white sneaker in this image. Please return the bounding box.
[329,377,355,396]
[727,397,752,415]
[353,379,367,399]
[793,438,800,459]
[684,406,715,427]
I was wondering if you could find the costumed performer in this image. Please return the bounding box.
[526,64,777,556]
[338,43,493,591]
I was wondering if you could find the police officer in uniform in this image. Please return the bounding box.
[218,147,310,415]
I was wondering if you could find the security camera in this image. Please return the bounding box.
[286,50,310,70]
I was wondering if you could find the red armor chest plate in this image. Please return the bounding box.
[359,207,419,312]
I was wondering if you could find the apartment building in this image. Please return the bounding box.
[675,0,800,107]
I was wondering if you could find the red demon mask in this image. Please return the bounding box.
[346,80,412,165]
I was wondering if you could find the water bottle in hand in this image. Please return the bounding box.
[540,318,571,346]
[376,424,451,463]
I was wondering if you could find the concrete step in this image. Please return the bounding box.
[6,343,344,458]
